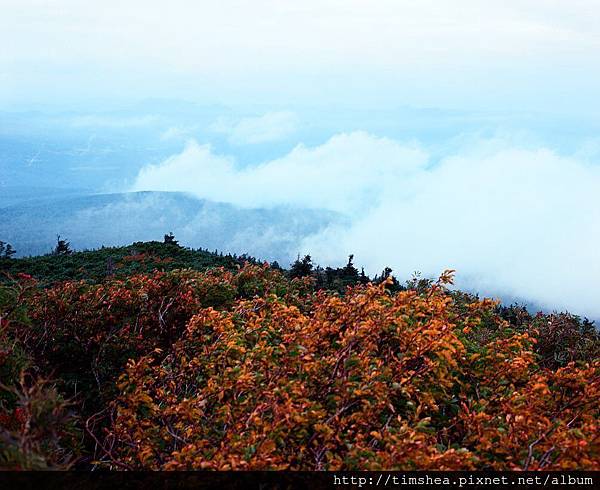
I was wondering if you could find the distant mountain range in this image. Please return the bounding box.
[0,190,345,264]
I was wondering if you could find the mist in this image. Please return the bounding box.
[4,0,600,318]
[132,131,600,318]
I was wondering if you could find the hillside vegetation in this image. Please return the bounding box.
[0,241,598,470]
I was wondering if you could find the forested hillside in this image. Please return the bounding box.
[0,240,598,470]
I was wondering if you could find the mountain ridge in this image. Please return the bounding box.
[0,190,345,262]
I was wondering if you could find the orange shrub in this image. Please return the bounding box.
[1,265,598,470]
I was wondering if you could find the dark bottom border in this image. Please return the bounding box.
[0,471,597,490]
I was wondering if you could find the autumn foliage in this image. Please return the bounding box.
[0,252,598,470]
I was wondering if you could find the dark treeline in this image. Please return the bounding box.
[0,234,406,292]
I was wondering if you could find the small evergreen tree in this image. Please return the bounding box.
[381,266,393,280]
[163,232,179,246]
[342,254,359,281]
[0,241,16,259]
[359,267,369,285]
[53,235,72,255]
[289,254,313,278]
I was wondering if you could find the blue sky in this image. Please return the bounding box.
[2,1,600,317]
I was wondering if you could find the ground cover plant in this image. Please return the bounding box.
[0,241,598,470]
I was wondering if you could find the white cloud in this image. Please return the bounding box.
[302,146,600,316]
[132,132,600,318]
[132,132,427,214]
[133,140,235,200]
[211,112,299,145]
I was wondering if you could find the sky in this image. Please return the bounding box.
[2,0,600,112]
[2,1,600,317]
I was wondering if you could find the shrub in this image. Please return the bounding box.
[1,245,598,471]
[0,374,81,470]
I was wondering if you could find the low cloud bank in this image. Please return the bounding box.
[132,131,600,318]
[133,132,427,215]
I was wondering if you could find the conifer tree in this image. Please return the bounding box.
[0,241,16,258]
[53,235,72,255]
